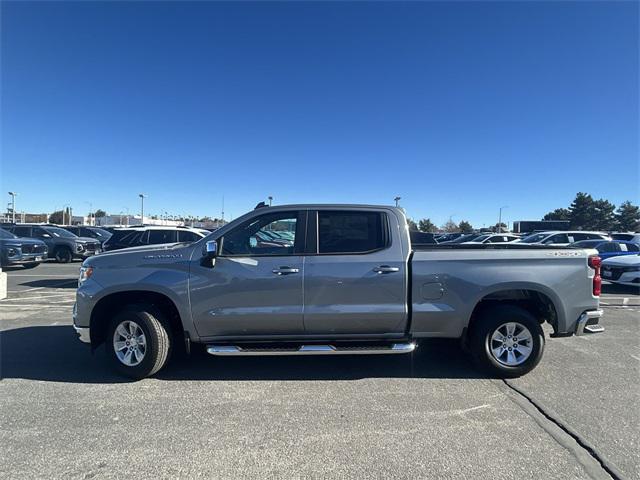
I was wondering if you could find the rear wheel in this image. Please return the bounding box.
[106,306,172,380]
[468,305,544,378]
[54,248,73,263]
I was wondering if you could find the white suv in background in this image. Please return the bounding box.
[517,231,610,246]
[103,226,209,251]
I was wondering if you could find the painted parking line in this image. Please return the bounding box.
[6,274,78,278]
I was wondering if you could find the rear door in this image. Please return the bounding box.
[303,209,408,335]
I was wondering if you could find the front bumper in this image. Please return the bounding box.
[575,309,604,335]
[5,253,46,265]
[76,249,101,259]
[73,325,91,343]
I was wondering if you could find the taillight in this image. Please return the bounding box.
[589,255,601,296]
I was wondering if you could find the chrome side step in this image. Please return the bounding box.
[206,343,416,356]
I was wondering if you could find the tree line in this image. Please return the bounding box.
[409,192,639,233]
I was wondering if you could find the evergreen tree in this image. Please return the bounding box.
[458,220,473,233]
[418,218,437,233]
[543,208,570,221]
[568,192,595,229]
[591,199,616,231]
[615,201,640,231]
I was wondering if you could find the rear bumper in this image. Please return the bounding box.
[575,309,604,336]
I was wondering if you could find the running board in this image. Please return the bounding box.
[206,343,416,356]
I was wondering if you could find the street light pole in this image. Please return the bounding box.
[498,206,509,233]
[268,196,273,207]
[138,194,147,225]
[394,196,401,207]
[8,192,17,223]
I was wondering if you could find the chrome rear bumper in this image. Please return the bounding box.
[575,310,604,336]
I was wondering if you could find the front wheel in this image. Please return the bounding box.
[54,248,73,263]
[106,306,172,379]
[468,305,544,378]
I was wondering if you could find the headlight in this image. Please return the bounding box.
[78,266,94,285]
[76,244,85,252]
[7,247,20,257]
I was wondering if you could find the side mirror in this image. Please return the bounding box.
[201,240,218,267]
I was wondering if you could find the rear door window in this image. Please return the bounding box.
[318,211,388,254]
[546,234,569,244]
[598,243,617,253]
[13,226,32,237]
[178,231,201,242]
[148,230,178,244]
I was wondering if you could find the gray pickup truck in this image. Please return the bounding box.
[73,204,604,379]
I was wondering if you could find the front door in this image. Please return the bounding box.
[303,209,408,336]
[189,210,306,338]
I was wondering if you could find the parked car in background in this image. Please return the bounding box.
[517,231,610,246]
[434,233,465,242]
[102,225,209,252]
[62,226,112,245]
[5,224,101,263]
[409,231,438,245]
[570,240,640,260]
[440,232,487,244]
[601,255,640,287]
[0,227,48,268]
[610,233,640,244]
[463,234,519,244]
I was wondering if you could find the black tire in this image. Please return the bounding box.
[468,305,544,378]
[54,247,73,263]
[106,305,172,380]
[22,262,40,269]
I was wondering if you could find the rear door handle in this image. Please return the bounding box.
[272,266,300,275]
[373,265,400,274]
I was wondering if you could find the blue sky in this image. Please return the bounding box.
[1,1,638,227]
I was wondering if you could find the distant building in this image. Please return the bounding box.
[512,220,570,233]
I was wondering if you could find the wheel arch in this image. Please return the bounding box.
[89,290,184,350]
[467,283,561,335]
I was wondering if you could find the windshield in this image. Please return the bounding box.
[519,233,549,243]
[472,235,490,243]
[45,226,78,238]
[450,234,478,243]
[90,228,111,238]
[0,228,17,239]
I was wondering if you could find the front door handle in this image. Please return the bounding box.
[272,266,300,275]
[373,265,400,274]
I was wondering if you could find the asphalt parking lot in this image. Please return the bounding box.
[1,262,639,479]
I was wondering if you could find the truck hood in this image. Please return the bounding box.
[76,237,101,244]
[83,242,194,266]
[602,254,640,267]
